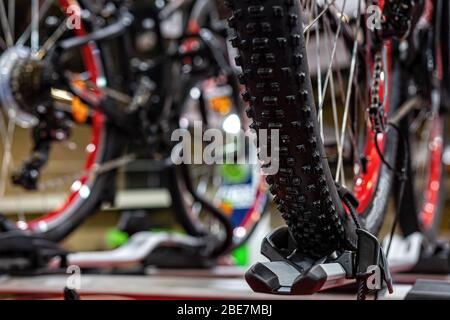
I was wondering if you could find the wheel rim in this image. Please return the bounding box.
[419,116,444,231]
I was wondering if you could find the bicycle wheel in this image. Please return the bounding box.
[227,0,401,257]
[169,76,268,249]
[0,0,123,241]
[161,0,268,253]
[398,0,448,241]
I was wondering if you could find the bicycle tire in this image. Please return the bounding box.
[398,119,446,240]
[226,0,400,257]
[398,0,449,240]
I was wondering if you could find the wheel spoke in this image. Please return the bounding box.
[0,119,15,196]
[0,0,14,47]
[335,0,362,184]
[0,36,5,50]
[16,0,54,47]
[38,18,68,58]
[329,69,346,184]
[303,0,336,34]
[322,14,346,183]
[31,0,40,54]
[318,0,347,114]
[312,0,348,183]
[8,0,15,42]
[304,0,315,46]
[0,112,8,145]
[315,5,323,140]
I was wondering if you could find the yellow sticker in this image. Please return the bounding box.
[219,201,234,216]
[71,96,89,123]
[209,96,232,115]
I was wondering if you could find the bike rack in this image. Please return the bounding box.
[405,280,450,300]
[0,231,68,276]
[61,231,215,270]
[245,226,393,295]
[243,230,449,298]
[407,242,450,275]
[376,281,450,300]
[383,233,424,273]
[0,231,218,275]
[384,233,450,275]
[383,233,450,285]
[367,234,450,300]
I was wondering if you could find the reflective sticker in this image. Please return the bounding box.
[71,96,89,123]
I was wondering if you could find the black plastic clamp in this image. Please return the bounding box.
[0,231,67,275]
[245,225,394,296]
[356,229,394,294]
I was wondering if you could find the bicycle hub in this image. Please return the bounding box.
[0,47,52,128]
